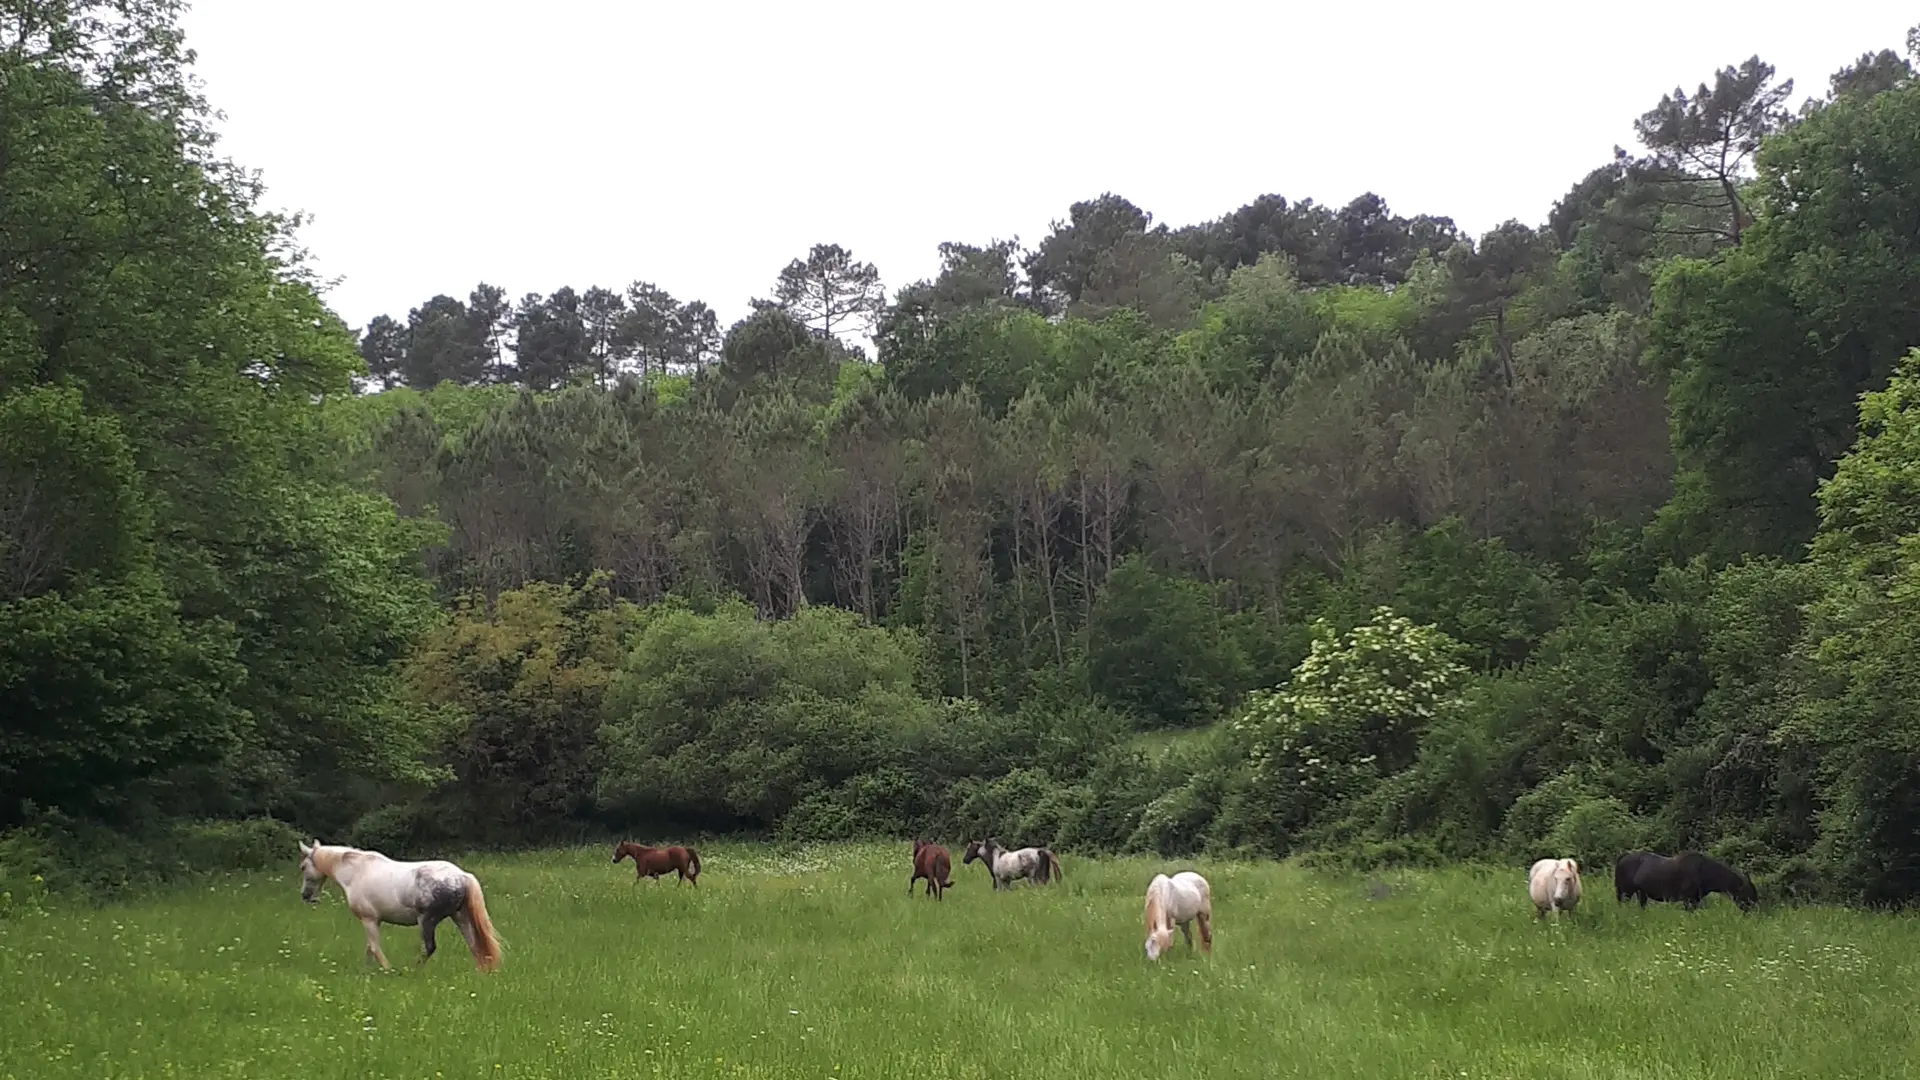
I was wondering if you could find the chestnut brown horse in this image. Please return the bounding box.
[909,838,954,900]
[613,841,702,886]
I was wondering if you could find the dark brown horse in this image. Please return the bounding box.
[613,841,702,886]
[909,838,954,900]
[1615,850,1757,912]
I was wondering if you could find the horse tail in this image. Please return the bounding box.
[1045,849,1062,883]
[688,848,701,880]
[463,874,503,973]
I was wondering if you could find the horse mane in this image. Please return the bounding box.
[310,845,344,876]
[1144,875,1168,935]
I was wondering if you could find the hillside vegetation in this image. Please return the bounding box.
[7,3,1920,905]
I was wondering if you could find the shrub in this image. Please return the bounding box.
[1544,796,1648,874]
[595,601,933,832]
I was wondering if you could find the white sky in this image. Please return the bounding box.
[177,1,1914,337]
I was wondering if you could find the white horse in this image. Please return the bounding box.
[298,840,502,971]
[962,838,1063,890]
[1528,857,1582,920]
[1144,871,1213,960]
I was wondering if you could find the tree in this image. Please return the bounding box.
[772,243,886,341]
[1650,73,1920,561]
[467,283,514,382]
[1173,193,1341,286]
[705,308,838,409]
[1631,56,1793,245]
[358,315,408,388]
[1023,193,1155,313]
[1785,351,1920,902]
[1087,556,1250,728]
[1821,49,1913,104]
[824,387,909,621]
[579,285,629,386]
[404,295,493,387]
[1436,221,1558,381]
[0,0,444,831]
[616,281,720,377]
[513,287,588,391]
[716,392,825,619]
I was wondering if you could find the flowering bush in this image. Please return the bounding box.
[1227,607,1470,847]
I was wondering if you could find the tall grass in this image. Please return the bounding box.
[2,842,1915,1079]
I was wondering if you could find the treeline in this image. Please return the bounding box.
[6,0,1920,904]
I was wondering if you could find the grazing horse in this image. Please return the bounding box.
[1143,871,1213,960]
[297,840,501,972]
[1614,850,1658,902]
[962,838,1063,890]
[909,838,954,900]
[613,841,702,886]
[1527,857,1582,919]
[1618,850,1758,912]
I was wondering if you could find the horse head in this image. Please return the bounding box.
[612,842,630,863]
[298,839,325,904]
[1145,927,1174,961]
[962,840,982,865]
[1553,859,1580,904]
[1732,872,1760,911]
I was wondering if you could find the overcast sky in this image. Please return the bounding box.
[176,1,1914,337]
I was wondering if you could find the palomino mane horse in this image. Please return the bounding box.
[1615,850,1758,912]
[1144,870,1213,960]
[961,838,1063,890]
[297,840,501,971]
[612,841,702,886]
[1527,857,1582,919]
[909,838,954,900]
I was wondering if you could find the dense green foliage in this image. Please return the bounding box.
[8,3,1920,905]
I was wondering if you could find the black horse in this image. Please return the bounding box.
[1614,850,1658,903]
[1615,850,1758,912]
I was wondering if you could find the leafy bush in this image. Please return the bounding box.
[1544,796,1648,874]
[596,600,935,831]
[1228,608,1471,852]
[0,812,303,905]
[403,575,635,837]
[1086,556,1252,728]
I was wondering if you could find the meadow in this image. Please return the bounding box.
[3,843,1918,1080]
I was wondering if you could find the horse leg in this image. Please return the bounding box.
[361,916,390,970]
[419,914,441,965]
[453,909,481,959]
[1197,912,1213,954]
[1180,921,1193,948]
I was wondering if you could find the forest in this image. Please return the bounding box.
[6,1,1920,905]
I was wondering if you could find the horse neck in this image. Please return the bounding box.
[320,847,384,890]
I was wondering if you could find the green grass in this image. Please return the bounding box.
[4,842,1919,1079]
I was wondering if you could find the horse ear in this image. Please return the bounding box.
[1568,859,1579,872]
[298,839,313,855]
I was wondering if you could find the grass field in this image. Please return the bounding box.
[4,842,1919,1079]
